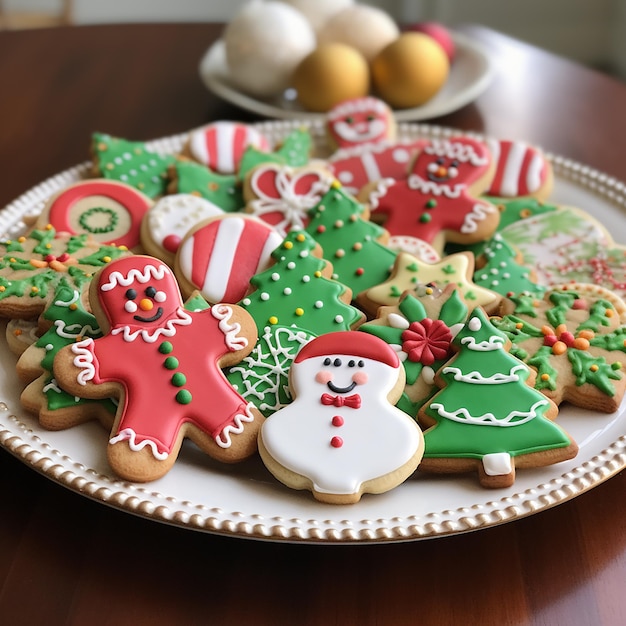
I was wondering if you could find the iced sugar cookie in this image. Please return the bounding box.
[6,318,40,356]
[493,284,626,413]
[239,229,364,335]
[175,214,283,305]
[484,138,553,200]
[360,285,469,415]
[361,136,499,254]
[243,163,334,236]
[53,255,262,482]
[259,331,424,504]
[357,251,502,317]
[91,133,175,199]
[140,193,224,266]
[33,179,153,250]
[0,226,130,319]
[183,121,269,174]
[418,307,578,488]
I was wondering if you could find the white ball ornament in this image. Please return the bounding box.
[224,0,316,98]
[276,0,354,35]
[318,4,400,62]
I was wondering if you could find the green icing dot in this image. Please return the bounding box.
[176,389,192,405]
[419,213,432,223]
[78,207,118,234]
[164,356,179,369]
[425,199,437,208]
[171,372,186,387]
[159,341,173,354]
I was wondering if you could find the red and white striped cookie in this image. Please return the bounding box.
[185,121,270,174]
[34,179,153,250]
[175,214,283,304]
[485,139,553,199]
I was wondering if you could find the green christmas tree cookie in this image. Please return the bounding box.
[92,133,176,198]
[239,229,364,335]
[169,159,244,212]
[305,182,397,297]
[418,307,578,488]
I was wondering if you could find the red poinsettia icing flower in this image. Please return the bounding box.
[401,318,452,365]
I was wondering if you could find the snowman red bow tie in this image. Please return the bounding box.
[320,393,362,409]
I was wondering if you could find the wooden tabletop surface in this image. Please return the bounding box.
[0,23,625,625]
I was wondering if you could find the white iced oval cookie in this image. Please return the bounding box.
[259,331,424,504]
[140,193,224,264]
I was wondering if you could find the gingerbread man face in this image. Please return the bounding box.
[97,256,181,331]
[327,97,394,149]
[411,137,492,190]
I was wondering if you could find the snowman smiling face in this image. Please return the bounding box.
[314,357,368,395]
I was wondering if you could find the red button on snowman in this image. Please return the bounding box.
[259,331,425,504]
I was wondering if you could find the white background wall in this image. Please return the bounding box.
[4,0,626,77]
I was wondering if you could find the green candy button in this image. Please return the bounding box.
[175,389,192,405]
[158,341,173,354]
[164,356,179,370]
[171,372,186,387]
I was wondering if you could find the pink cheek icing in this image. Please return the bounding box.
[315,370,333,384]
[352,371,369,385]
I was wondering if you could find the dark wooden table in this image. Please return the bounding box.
[1,23,625,625]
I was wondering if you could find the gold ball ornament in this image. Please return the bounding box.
[292,43,370,112]
[371,32,450,109]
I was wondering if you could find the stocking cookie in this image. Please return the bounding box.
[484,138,553,200]
[259,331,425,504]
[493,284,626,413]
[53,255,262,482]
[91,133,175,198]
[418,307,578,488]
[175,214,283,304]
[361,136,499,253]
[33,179,153,250]
[140,193,224,266]
[183,121,269,173]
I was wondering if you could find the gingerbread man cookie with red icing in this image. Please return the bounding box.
[360,136,499,254]
[53,255,262,482]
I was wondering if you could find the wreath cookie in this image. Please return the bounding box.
[493,284,626,413]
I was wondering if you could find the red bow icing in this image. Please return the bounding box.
[320,393,362,409]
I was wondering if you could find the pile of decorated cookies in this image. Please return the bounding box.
[3,96,626,504]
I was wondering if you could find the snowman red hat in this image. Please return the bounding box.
[294,331,399,368]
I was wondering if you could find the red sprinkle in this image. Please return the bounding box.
[330,436,343,448]
[316,225,326,233]
[332,415,344,427]
[355,268,364,276]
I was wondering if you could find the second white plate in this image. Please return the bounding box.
[199,32,494,122]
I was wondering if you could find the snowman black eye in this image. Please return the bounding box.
[346,116,354,124]
[348,360,355,367]
[436,158,445,165]
[125,289,137,300]
[451,160,459,168]
[358,360,365,367]
[145,286,156,298]
[333,358,342,367]
[323,358,331,366]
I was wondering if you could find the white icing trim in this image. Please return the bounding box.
[460,202,497,234]
[109,427,169,461]
[110,308,192,343]
[407,175,463,198]
[460,335,506,352]
[100,264,167,291]
[424,139,488,166]
[327,97,388,120]
[53,319,101,340]
[429,398,549,426]
[442,363,526,384]
[211,304,248,351]
[215,401,256,448]
[71,338,96,385]
[54,289,80,307]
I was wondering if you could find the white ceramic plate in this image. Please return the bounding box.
[198,32,494,122]
[1,122,625,544]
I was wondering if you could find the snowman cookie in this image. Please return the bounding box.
[258,331,425,504]
[53,255,262,482]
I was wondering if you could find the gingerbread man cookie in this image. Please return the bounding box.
[53,255,262,482]
[259,331,425,504]
[361,136,499,254]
